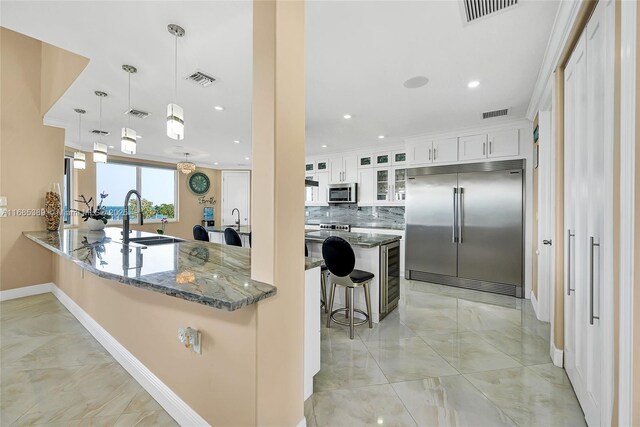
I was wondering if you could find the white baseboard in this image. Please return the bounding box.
[530,291,538,315]
[296,417,307,427]
[551,342,563,368]
[0,283,54,301]
[1,283,209,426]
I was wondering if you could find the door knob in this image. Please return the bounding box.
[543,239,552,245]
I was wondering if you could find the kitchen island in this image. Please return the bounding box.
[22,227,323,423]
[206,225,251,247]
[305,230,402,323]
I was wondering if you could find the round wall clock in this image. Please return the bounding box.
[187,172,210,195]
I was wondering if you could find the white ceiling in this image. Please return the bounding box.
[1,0,559,167]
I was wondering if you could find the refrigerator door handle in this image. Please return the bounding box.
[458,187,464,243]
[452,187,458,243]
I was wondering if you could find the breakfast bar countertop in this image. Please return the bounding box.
[24,227,275,311]
[304,230,401,248]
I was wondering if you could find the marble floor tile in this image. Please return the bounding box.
[312,384,417,427]
[367,337,458,382]
[465,366,586,427]
[305,396,317,427]
[392,375,517,427]
[357,312,416,346]
[455,299,523,332]
[1,295,175,426]
[314,336,388,391]
[476,326,552,366]
[399,306,463,334]
[418,331,522,373]
[114,410,179,427]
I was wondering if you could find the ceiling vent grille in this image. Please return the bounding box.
[482,108,509,119]
[90,129,110,136]
[124,108,150,119]
[463,0,518,23]
[185,71,216,87]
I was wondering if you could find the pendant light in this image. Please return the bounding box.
[177,152,196,174]
[166,24,185,140]
[73,108,86,169]
[93,91,108,163]
[121,65,137,155]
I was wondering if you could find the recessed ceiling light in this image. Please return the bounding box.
[234,140,240,144]
[467,80,480,88]
[244,157,250,160]
[108,145,115,149]
[321,144,327,148]
[135,135,143,139]
[403,76,429,89]
[378,135,385,139]
[343,114,352,119]
[214,105,225,111]
[214,162,219,165]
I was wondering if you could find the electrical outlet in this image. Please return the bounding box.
[178,327,202,354]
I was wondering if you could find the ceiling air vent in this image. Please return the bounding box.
[185,71,216,87]
[124,108,150,119]
[90,129,110,136]
[482,108,509,119]
[462,0,518,23]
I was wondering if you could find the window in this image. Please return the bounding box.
[63,156,72,224]
[96,162,178,222]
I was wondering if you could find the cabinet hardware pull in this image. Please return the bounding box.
[589,236,600,324]
[429,148,432,161]
[433,148,437,160]
[489,140,493,154]
[483,142,486,156]
[452,187,457,243]
[458,187,464,243]
[567,230,575,295]
[543,239,552,245]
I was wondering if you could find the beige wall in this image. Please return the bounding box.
[53,256,258,426]
[0,27,88,291]
[71,151,221,242]
[632,3,640,424]
[252,1,306,425]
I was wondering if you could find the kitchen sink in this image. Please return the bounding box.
[128,236,185,246]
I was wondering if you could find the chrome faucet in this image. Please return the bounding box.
[232,208,240,229]
[123,189,143,244]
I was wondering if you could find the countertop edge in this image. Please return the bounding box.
[23,232,277,311]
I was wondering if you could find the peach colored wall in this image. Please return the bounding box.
[252,1,306,425]
[53,256,257,426]
[632,3,640,424]
[0,27,87,291]
[71,151,221,242]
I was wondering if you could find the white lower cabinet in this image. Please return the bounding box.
[351,228,405,276]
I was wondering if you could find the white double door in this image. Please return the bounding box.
[563,1,613,426]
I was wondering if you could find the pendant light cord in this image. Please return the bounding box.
[128,71,131,127]
[99,96,103,143]
[78,111,82,144]
[174,34,178,103]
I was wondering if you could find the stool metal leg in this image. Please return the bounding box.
[344,288,349,319]
[326,283,337,329]
[363,282,373,328]
[320,271,327,313]
[349,287,355,339]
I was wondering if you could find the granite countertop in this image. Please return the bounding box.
[205,225,251,235]
[304,230,401,248]
[305,257,324,269]
[24,228,275,311]
[304,220,404,231]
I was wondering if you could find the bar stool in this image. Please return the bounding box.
[322,236,374,339]
[224,227,242,247]
[306,244,329,312]
[193,225,209,242]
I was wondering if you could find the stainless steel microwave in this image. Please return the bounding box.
[328,183,358,204]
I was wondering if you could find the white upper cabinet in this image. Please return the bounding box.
[458,134,488,161]
[358,153,374,168]
[305,161,315,173]
[315,159,329,173]
[374,152,392,167]
[357,168,375,205]
[392,150,407,165]
[329,155,357,183]
[432,138,458,163]
[316,172,329,205]
[408,139,433,165]
[487,129,519,158]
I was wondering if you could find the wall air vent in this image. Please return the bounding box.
[462,0,518,23]
[482,108,510,119]
[90,129,110,136]
[124,108,150,119]
[185,71,216,87]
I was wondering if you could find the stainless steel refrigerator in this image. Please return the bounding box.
[405,160,525,297]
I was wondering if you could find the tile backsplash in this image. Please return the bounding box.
[305,205,405,229]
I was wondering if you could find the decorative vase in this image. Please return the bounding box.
[86,218,106,231]
[45,183,61,231]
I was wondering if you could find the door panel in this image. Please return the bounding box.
[222,171,250,226]
[488,129,519,158]
[457,170,523,286]
[432,138,458,163]
[458,134,487,161]
[405,173,458,276]
[343,155,358,182]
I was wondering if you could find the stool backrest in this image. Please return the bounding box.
[224,227,243,246]
[193,225,209,241]
[322,236,355,278]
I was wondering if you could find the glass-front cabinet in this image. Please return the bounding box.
[375,167,405,205]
